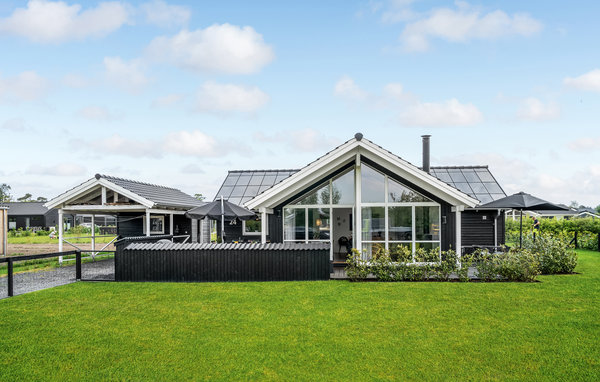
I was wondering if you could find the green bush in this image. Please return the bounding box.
[506,216,600,250]
[36,230,50,236]
[496,249,540,282]
[474,249,500,282]
[522,233,577,274]
[345,249,370,281]
[68,225,91,235]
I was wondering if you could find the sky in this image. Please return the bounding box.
[0,0,599,207]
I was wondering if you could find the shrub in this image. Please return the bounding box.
[68,225,91,235]
[36,230,50,236]
[522,233,577,274]
[345,249,370,281]
[496,249,540,282]
[432,249,458,281]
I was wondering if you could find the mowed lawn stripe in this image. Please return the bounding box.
[1,250,599,381]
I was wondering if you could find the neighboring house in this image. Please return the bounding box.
[3,202,75,231]
[1,205,8,255]
[214,134,507,261]
[45,174,205,248]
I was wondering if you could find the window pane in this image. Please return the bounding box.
[361,206,385,241]
[389,243,413,262]
[415,206,440,241]
[284,208,305,241]
[362,242,386,259]
[244,219,261,233]
[388,178,430,202]
[332,169,354,205]
[361,165,385,203]
[388,206,412,241]
[294,183,330,205]
[308,208,330,240]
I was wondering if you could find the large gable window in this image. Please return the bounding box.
[143,215,165,235]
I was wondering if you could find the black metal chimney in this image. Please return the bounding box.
[422,135,431,173]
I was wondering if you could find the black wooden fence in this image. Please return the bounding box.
[116,242,330,282]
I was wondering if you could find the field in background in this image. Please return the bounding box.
[1,250,598,381]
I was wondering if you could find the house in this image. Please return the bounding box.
[44,174,205,252]
[3,202,75,231]
[1,205,8,255]
[214,134,507,261]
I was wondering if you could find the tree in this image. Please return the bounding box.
[194,193,206,201]
[569,200,579,209]
[36,196,48,202]
[596,204,600,214]
[0,183,11,202]
[17,193,33,202]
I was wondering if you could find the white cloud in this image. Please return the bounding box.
[180,163,205,174]
[334,76,369,101]
[399,98,483,127]
[517,97,560,121]
[0,0,130,43]
[103,57,149,93]
[163,130,220,157]
[27,163,86,176]
[75,134,161,158]
[146,24,275,74]
[568,137,600,151]
[141,0,190,28]
[1,118,33,132]
[563,69,600,92]
[254,128,340,153]
[195,82,269,113]
[77,106,122,121]
[151,93,185,108]
[62,73,90,88]
[73,130,242,159]
[0,71,49,102]
[399,4,542,52]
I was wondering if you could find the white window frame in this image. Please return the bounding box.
[242,219,266,236]
[143,215,165,235]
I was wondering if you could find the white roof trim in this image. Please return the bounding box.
[245,138,479,210]
[45,177,155,209]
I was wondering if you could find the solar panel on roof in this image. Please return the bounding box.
[469,183,488,194]
[475,194,493,203]
[223,175,239,186]
[235,175,252,186]
[249,173,265,185]
[262,175,277,185]
[230,186,246,197]
[474,169,495,182]
[461,169,481,182]
[484,182,503,194]
[449,171,467,183]
[244,185,260,196]
[454,182,473,194]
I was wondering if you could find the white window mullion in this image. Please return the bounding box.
[384,175,389,251]
[305,207,309,244]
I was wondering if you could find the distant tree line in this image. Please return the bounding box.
[0,183,47,203]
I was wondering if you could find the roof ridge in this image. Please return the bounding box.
[97,174,181,191]
[228,169,300,173]
[430,165,489,169]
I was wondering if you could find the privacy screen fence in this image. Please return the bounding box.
[116,242,331,282]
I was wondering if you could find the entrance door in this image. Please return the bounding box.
[331,207,353,262]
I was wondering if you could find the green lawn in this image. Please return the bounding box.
[1,251,599,381]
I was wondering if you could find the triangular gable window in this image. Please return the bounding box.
[388,178,432,203]
[292,182,330,205]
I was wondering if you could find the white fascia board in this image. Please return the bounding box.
[246,141,360,209]
[45,178,100,209]
[97,178,155,208]
[45,177,155,209]
[360,140,479,207]
[62,204,147,212]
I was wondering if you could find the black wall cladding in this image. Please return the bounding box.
[116,242,330,282]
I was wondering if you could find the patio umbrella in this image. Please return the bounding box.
[185,196,256,242]
[479,192,569,247]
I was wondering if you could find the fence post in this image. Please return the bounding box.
[76,251,82,281]
[7,258,13,297]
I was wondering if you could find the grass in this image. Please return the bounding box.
[1,250,599,381]
[8,233,117,245]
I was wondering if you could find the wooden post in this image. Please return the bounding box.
[260,209,267,244]
[76,251,82,280]
[7,258,13,297]
[146,210,151,237]
[169,214,174,236]
[91,214,96,258]
[58,208,64,264]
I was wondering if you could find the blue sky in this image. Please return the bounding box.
[0,0,598,207]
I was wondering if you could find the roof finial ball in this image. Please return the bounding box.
[355,132,363,141]
[95,174,101,180]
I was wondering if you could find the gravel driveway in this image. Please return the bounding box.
[0,258,114,298]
